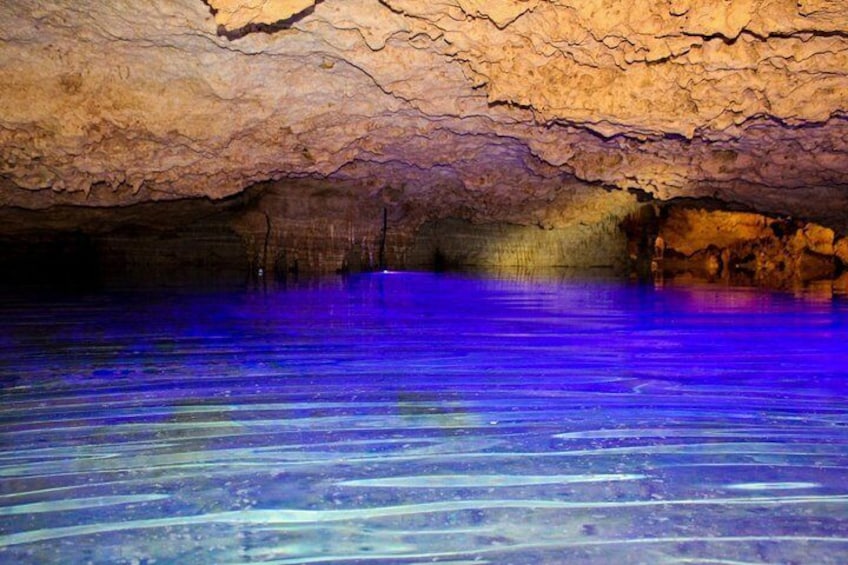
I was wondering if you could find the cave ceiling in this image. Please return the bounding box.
[1,0,848,228]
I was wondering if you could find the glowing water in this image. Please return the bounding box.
[1,273,847,564]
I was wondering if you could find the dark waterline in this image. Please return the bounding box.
[1,272,847,564]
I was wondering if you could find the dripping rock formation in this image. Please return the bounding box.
[1,1,847,287]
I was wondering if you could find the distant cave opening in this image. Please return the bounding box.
[0,226,250,290]
[0,231,101,287]
[0,199,252,290]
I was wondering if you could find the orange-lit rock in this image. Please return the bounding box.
[836,238,848,264]
[651,206,841,288]
[797,224,835,256]
[659,209,770,258]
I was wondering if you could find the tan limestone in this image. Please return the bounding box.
[207,0,317,29]
[0,0,847,261]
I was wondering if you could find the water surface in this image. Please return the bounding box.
[1,273,847,564]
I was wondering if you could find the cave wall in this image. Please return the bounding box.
[0,199,249,286]
[1,1,848,282]
[4,178,848,291]
[647,205,848,290]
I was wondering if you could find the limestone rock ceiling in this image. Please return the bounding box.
[1,0,847,227]
[206,0,318,31]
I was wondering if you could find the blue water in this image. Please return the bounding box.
[1,272,848,564]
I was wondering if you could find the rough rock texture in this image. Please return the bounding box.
[1,1,847,277]
[644,206,848,290]
[206,0,317,31]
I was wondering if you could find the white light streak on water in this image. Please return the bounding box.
[1,273,847,564]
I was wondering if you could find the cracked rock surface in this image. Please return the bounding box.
[1,1,847,274]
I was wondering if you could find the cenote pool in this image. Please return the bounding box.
[1,272,847,564]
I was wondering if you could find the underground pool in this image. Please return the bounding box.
[1,272,847,563]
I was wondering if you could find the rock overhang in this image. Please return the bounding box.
[1,0,847,280]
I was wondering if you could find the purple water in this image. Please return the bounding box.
[1,272,847,564]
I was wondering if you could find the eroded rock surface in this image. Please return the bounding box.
[1,1,847,276]
[641,206,848,290]
[206,0,317,31]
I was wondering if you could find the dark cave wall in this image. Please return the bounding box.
[2,176,848,292]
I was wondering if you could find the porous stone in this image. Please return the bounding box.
[206,0,317,30]
[836,238,848,265]
[1,1,847,276]
[651,206,840,289]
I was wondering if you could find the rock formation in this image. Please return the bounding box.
[1,1,847,284]
[636,205,848,292]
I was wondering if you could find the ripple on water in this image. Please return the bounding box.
[1,273,847,564]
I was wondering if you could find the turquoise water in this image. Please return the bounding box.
[1,272,847,564]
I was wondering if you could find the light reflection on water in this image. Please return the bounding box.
[1,272,847,564]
